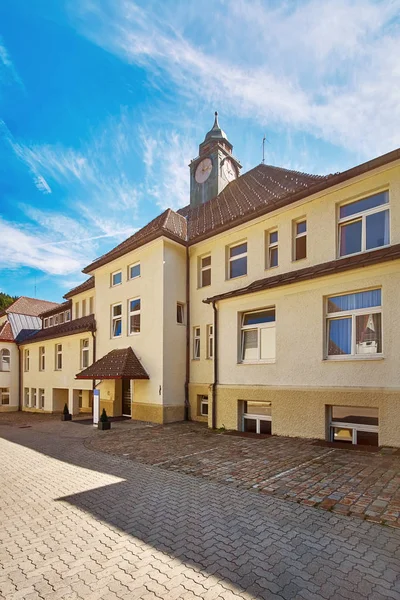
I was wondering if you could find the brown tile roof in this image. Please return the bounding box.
[0,321,14,342]
[204,243,400,304]
[39,300,71,318]
[20,315,95,345]
[76,347,149,380]
[187,164,332,243]
[83,209,187,274]
[4,296,59,317]
[64,277,95,299]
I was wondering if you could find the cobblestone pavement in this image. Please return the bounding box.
[87,422,400,528]
[1,419,400,599]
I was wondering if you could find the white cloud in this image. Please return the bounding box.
[69,0,400,156]
[0,36,24,89]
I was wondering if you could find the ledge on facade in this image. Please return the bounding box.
[75,347,149,380]
[19,315,96,345]
[204,244,400,304]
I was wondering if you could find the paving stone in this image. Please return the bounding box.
[0,415,400,600]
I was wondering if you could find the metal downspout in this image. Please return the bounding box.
[184,245,190,420]
[211,300,218,429]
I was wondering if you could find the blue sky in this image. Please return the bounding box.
[0,0,399,302]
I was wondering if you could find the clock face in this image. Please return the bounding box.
[222,158,237,182]
[195,158,212,183]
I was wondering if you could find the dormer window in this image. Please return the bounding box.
[43,318,49,329]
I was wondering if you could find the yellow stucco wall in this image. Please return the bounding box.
[188,383,210,423]
[71,289,95,320]
[215,385,400,447]
[19,333,93,412]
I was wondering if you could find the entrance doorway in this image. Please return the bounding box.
[122,379,131,417]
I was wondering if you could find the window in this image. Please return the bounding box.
[54,315,59,325]
[65,310,71,322]
[240,309,276,362]
[177,303,184,324]
[75,303,79,319]
[49,316,54,327]
[198,395,209,416]
[193,327,200,359]
[338,191,389,257]
[24,349,30,372]
[266,230,278,268]
[31,388,37,408]
[206,324,214,359]
[242,401,272,434]
[0,388,9,405]
[82,299,87,317]
[39,389,45,409]
[78,390,83,409]
[326,289,382,358]
[228,242,247,279]
[129,262,141,280]
[55,344,62,370]
[111,270,122,286]
[81,339,89,369]
[329,406,379,446]
[39,347,45,371]
[199,255,211,287]
[128,298,141,334]
[0,348,10,371]
[294,220,307,260]
[59,312,64,324]
[24,388,29,407]
[43,318,49,328]
[89,297,94,315]
[111,303,122,337]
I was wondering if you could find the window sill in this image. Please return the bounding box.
[176,322,186,326]
[226,274,248,282]
[324,355,384,362]
[128,276,141,281]
[198,284,211,290]
[128,332,140,336]
[192,358,200,361]
[265,265,279,271]
[238,360,276,365]
[110,283,123,288]
[292,257,307,263]
[337,244,391,260]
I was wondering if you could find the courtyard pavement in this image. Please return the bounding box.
[87,422,400,528]
[0,416,399,600]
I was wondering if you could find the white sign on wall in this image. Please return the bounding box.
[93,389,100,426]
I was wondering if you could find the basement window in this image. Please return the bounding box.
[329,406,379,446]
[242,401,271,434]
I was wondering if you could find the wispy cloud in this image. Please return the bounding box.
[70,0,400,156]
[0,35,24,89]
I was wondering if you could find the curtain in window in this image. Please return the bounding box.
[328,318,351,355]
[328,289,381,313]
[242,329,258,360]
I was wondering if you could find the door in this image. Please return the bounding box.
[122,379,131,417]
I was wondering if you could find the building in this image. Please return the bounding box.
[12,113,400,447]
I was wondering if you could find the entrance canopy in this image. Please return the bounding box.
[75,347,149,380]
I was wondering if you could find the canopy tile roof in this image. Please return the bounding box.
[2,296,59,317]
[0,321,14,342]
[204,243,400,304]
[83,209,187,273]
[64,277,95,299]
[20,315,95,345]
[76,347,149,380]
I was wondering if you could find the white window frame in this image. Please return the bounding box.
[111,303,123,338]
[193,327,200,360]
[0,387,10,405]
[338,192,390,258]
[24,387,29,407]
[228,242,247,279]
[328,407,379,445]
[59,312,64,324]
[24,349,30,372]
[55,344,62,371]
[325,289,382,360]
[199,255,211,288]
[39,346,45,371]
[0,348,10,371]
[242,412,272,434]
[54,315,59,325]
[111,270,122,287]
[43,318,49,328]
[65,310,71,322]
[75,303,79,320]
[31,388,37,408]
[89,297,94,315]
[128,298,141,335]
[206,324,214,359]
[240,309,276,364]
[49,316,54,327]
[199,395,209,416]
[266,229,278,269]
[82,299,87,317]
[81,339,89,369]
[128,262,141,280]
[293,219,307,261]
[39,388,45,409]
[177,303,185,325]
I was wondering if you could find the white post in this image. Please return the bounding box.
[130,380,134,420]
[93,389,100,426]
[68,388,74,415]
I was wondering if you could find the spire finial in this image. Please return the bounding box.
[213,111,219,128]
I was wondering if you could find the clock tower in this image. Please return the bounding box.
[189,112,242,208]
